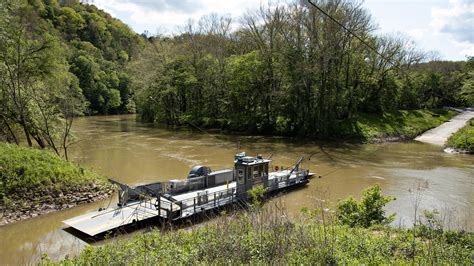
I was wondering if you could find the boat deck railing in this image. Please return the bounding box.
[156,169,310,221]
[63,169,312,236]
[155,187,237,220]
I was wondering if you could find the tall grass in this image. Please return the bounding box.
[0,143,110,211]
[51,199,473,265]
[336,109,457,142]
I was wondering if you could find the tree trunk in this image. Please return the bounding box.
[2,116,19,144]
[20,116,33,146]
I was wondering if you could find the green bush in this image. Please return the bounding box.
[446,118,474,153]
[337,185,396,227]
[248,185,267,207]
[275,116,290,134]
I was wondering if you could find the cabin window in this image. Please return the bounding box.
[238,169,244,184]
[253,169,259,179]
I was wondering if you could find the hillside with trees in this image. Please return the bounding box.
[0,0,142,156]
[35,0,143,114]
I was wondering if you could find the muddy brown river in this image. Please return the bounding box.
[1,115,473,264]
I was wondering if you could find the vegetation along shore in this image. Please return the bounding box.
[446,118,474,153]
[333,109,456,143]
[46,185,473,265]
[0,144,112,225]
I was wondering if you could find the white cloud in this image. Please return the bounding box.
[453,40,474,58]
[406,28,425,40]
[430,0,474,59]
[460,45,474,57]
[89,0,472,60]
[91,0,264,35]
[431,0,474,43]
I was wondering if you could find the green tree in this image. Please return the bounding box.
[225,51,265,131]
[336,184,396,228]
[460,57,474,105]
[57,6,85,40]
[0,0,86,159]
[0,1,58,147]
[120,1,470,138]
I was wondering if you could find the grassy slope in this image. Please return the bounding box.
[336,109,457,142]
[0,143,110,209]
[53,209,473,265]
[446,119,474,153]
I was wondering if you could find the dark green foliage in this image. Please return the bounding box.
[337,184,396,227]
[34,0,143,114]
[407,60,469,108]
[460,57,474,105]
[0,0,143,152]
[0,0,85,152]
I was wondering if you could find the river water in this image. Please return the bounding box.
[1,114,473,264]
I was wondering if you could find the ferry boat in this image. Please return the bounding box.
[63,152,315,236]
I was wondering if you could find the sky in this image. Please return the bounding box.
[89,0,474,61]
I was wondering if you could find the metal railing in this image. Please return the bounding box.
[124,169,310,222]
[155,187,236,220]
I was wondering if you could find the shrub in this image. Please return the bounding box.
[54,202,474,265]
[446,118,474,153]
[337,185,396,227]
[248,185,267,207]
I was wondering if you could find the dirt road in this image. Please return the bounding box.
[415,108,474,146]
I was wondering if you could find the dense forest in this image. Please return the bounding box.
[131,2,473,137]
[0,0,473,155]
[0,0,142,157]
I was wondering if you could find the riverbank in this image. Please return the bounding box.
[166,109,457,144]
[335,109,457,143]
[0,144,113,225]
[52,205,473,264]
[445,118,474,153]
[415,108,474,146]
